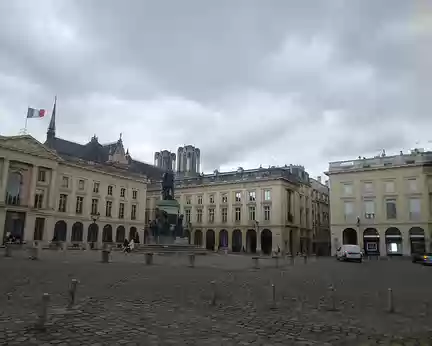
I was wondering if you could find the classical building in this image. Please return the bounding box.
[310,177,330,255]
[147,151,330,255]
[326,149,432,257]
[0,107,165,247]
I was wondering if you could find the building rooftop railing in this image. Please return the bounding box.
[328,149,432,173]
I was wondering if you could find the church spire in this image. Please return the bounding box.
[47,96,57,141]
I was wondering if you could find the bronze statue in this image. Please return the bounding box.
[161,171,175,200]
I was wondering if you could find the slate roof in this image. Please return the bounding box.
[45,136,164,181]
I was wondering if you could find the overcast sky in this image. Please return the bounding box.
[0,1,431,177]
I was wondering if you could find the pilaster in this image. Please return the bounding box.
[28,165,38,207]
[48,169,57,210]
[0,158,10,203]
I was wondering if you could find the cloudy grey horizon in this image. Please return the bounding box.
[1,0,431,178]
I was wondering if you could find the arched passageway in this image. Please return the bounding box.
[71,222,83,242]
[194,229,203,246]
[219,229,228,249]
[102,225,113,242]
[363,228,379,256]
[129,227,138,242]
[246,229,257,253]
[342,228,357,245]
[409,227,425,254]
[261,229,272,255]
[87,223,99,243]
[53,221,67,242]
[232,229,242,252]
[206,229,215,250]
[385,227,402,255]
[116,226,126,243]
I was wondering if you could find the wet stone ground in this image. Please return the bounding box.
[0,249,432,345]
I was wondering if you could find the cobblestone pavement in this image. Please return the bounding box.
[1,249,432,345]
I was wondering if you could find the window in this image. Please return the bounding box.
[33,217,45,241]
[235,192,242,202]
[132,190,138,200]
[363,182,373,193]
[58,194,67,212]
[34,190,44,209]
[264,190,271,201]
[343,184,353,195]
[209,194,215,204]
[221,194,228,204]
[93,182,100,193]
[120,188,126,198]
[185,209,191,223]
[106,201,112,217]
[384,181,395,193]
[385,199,397,219]
[91,198,98,215]
[408,178,417,192]
[249,191,256,202]
[343,201,353,220]
[221,207,228,223]
[131,205,137,220]
[196,208,203,223]
[409,198,421,220]
[61,176,69,188]
[107,185,113,196]
[78,180,85,190]
[197,195,203,204]
[76,196,83,214]
[235,207,241,221]
[119,203,125,219]
[264,205,271,221]
[249,206,256,221]
[208,208,215,223]
[37,169,46,182]
[186,196,192,205]
[363,200,375,218]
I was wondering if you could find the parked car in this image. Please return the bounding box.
[412,252,432,266]
[336,245,362,263]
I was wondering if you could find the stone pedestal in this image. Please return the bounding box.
[154,199,181,244]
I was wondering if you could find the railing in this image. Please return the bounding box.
[5,193,21,206]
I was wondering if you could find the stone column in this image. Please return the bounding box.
[379,229,387,257]
[214,230,219,251]
[45,217,55,244]
[24,214,36,243]
[227,229,232,250]
[48,169,57,210]
[241,229,247,252]
[256,228,261,252]
[0,158,10,203]
[28,165,38,207]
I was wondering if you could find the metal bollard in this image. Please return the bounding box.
[328,285,336,311]
[387,288,394,313]
[188,253,195,268]
[145,252,154,265]
[271,283,276,307]
[5,245,12,257]
[210,280,217,306]
[101,249,110,263]
[36,293,50,329]
[252,257,259,269]
[68,279,79,308]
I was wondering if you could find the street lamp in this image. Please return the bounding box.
[91,212,100,224]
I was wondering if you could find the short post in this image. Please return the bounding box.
[101,249,110,263]
[252,257,259,269]
[328,285,336,311]
[5,245,12,257]
[272,255,279,268]
[387,288,394,313]
[145,252,154,265]
[188,253,195,268]
[29,245,39,260]
[210,280,217,306]
[35,293,50,330]
[67,279,78,308]
[303,255,308,264]
[271,283,276,308]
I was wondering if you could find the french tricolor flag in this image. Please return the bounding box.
[26,107,46,118]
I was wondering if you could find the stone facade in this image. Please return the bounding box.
[326,149,432,256]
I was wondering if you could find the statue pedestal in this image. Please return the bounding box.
[154,199,181,244]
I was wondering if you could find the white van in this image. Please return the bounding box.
[336,244,362,262]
